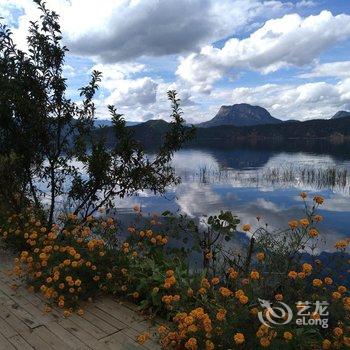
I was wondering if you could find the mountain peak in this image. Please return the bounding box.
[197,103,282,128]
[331,111,350,120]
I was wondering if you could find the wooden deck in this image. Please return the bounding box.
[0,249,161,350]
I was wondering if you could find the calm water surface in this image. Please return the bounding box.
[112,147,350,253]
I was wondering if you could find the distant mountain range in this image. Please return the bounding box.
[94,119,140,128]
[94,105,350,130]
[332,111,350,120]
[92,104,350,148]
[197,103,282,127]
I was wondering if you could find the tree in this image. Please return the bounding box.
[0,0,195,225]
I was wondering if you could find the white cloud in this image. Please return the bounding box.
[177,11,350,92]
[104,77,158,107]
[296,0,317,8]
[2,0,300,62]
[299,61,350,78]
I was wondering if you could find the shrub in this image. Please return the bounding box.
[1,193,349,349]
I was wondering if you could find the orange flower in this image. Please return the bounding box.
[312,279,323,287]
[333,327,343,337]
[275,294,283,301]
[313,195,324,205]
[300,218,310,227]
[300,192,307,199]
[283,331,293,341]
[288,220,298,230]
[234,333,245,345]
[250,270,260,280]
[242,224,251,232]
[308,228,318,238]
[302,263,312,274]
[211,277,220,285]
[324,277,333,285]
[137,332,150,345]
[288,271,298,279]
[256,252,265,261]
[185,338,198,350]
[219,287,232,297]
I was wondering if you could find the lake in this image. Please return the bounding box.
[112,145,350,253]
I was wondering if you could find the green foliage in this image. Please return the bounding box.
[0,0,194,226]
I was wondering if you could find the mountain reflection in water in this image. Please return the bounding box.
[113,144,350,253]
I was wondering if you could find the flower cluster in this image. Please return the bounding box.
[1,194,350,349]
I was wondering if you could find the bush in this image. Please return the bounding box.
[1,193,349,349]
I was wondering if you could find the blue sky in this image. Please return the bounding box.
[1,0,350,123]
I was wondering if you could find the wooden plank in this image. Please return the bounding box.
[67,313,108,340]
[0,311,18,339]
[99,331,144,350]
[0,304,52,349]
[87,305,126,330]
[32,326,75,350]
[3,287,88,350]
[0,332,16,350]
[122,324,161,350]
[19,292,104,350]
[6,334,34,350]
[0,280,43,329]
[95,299,143,325]
[83,309,119,335]
[0,252,153,350]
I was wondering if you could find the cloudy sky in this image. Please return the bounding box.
[1,0,350,123]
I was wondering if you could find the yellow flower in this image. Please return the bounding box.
[275,294,283,301]
[322,339,331,350]
[219,287,232,297]
[335,240,347,249]
[199,287,207,295]
[324,277,333,285]
[288,220,298,230]
[313,195,324,205]
[308,228,318,238]
[299,218,310,227]
[260,337,271,347]
[312,279,323,287]
[137,332,150,345]
[332,291,341,300]
[211,277,220,285]
[157,325,167,334]
[77,308,84,316]
[313,214,323,222]
[302,263,312,274]
[297,272,306,279]
[338,285,347,294]
[250,270,260,280]
[256,252,265,261]
[185,337,198,350]
[242,224,251,232]
[333,327,343,337]
[216,309,227,321]
[300,192,307,199]
[187,288,194,297]
[205,340,214,350]
[228,267,238,279]
[288,270,298,279]
[234,333,245,345]
[63,310,71,318]
[238,295,249,305]
[283,331,293,341]
[166,269,174,277]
